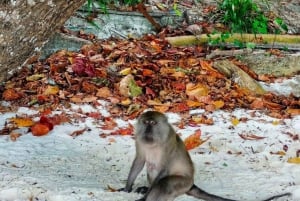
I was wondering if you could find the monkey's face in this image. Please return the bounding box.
[135,111,171,145]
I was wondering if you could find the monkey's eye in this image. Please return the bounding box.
[144,120,157,125]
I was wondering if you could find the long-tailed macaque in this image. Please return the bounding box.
[121,111,291,201]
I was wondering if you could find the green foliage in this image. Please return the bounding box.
[219,0,268,34]
[207,32,230,46]
[173,3,182,16]
[86,0,141,13]
[274,17,288,34]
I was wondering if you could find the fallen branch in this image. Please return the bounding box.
[213,59,266,95]
[166,34,300,50]
[135,2,161,31]
[206,49,253,59]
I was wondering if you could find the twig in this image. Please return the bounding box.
[135,2,161,31]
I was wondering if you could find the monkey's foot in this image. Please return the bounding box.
[117,187,132,193]
[135,186,148,194]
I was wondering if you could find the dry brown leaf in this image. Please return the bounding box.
[119,74,134,97]
[250,98,264,110]
[186,83,209,100]
[70,95,98,103]
[89,54,104,63]
[10,132,22,141]
[101,117,117,130]
[286,108,300,116]
[70,128,87,138]
[238,133,266,140]
[82,81,97,93]
[159,67,176,75]
[43,85,59,95]
[96,87,112,98]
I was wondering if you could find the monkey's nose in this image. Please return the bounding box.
[145,124,152,133]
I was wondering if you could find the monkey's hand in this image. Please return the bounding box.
[135,198,146,201]
[135,186,148,194]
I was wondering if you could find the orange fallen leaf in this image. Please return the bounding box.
[147,99,164,106]
[286,108,300,116]
[213,100,225,109]
[264,100,285,110]
[172,82,186,91]
[200,60,224,78]
[171,102,189,113]
[250,99,264,109]
[88,112,102,119]
[186,100,202,107]
[186,83,209,100]
[2,88,23,101]
[287,157,300,164]
[184,129,208,150]
[31,123,50,136]
[191,115,214,125]
[142,69,154,77]
[150,41,161,52]
[153,105,170,113]
[111,124,133,136]
[10,117,34,127]
[101,117,118,130]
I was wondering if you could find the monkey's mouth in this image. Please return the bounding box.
[142,135,154,143]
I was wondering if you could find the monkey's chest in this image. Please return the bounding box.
[144,149,163,183]
[146,161,161,183]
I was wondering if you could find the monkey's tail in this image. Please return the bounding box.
[262,192,291,201]
[186,184,237,201]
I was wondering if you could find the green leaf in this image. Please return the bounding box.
[246,42,256,49]
[233,39,245,48]
[129,79,142,97]
[275,17,288,32]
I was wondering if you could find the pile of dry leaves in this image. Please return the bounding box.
[1,34,300,137]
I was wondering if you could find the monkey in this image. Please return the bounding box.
[120,111,291,201]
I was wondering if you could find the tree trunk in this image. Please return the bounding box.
[0,0,86,83]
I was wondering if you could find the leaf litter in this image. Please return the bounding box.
[0,33,299,200]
